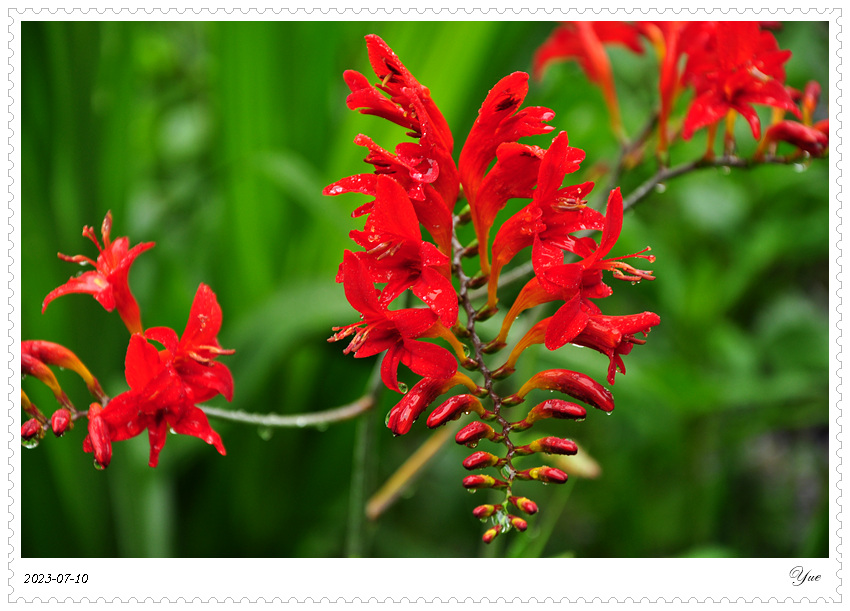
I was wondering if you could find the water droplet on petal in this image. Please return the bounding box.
[467,489,477,494]
[93,459,105,471]
[21,437,40,449]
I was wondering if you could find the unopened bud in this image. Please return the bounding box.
[528,399,587,423]
[462,474,508,490]
[482,525,501,544]
[21,418,44,442]
[528,436,578,456]
[426,394,483,428]
[455,421,498,447]
[84,403,112,469]
[510,369,615,412]
[802,81,821,124]
[509,515,528,532]
[472,504,499,520]
[518,465,569,484]
[462,451,501,470]
[50,409,73,437]
[509,496,538,515]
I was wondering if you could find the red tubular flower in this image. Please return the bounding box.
[42,211,154,334]
[533,22,643,137]
[83,334,226,468]
[22,340,106,402]
[323,135,454,253]
[516,465,569,484]
[458,72,555,272]
[21,349,74,411]
[682,21,800,141]
[343,35,458,206]
[462,474,508,490]
[487,131,603,308]
[345,176,458,326]
[525,436,579,456]
[456,421,500,447]
[330,251,457,393]
[505,369,615,413]
[571,312,661,384]
[145,283,235,403]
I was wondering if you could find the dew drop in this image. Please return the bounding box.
[93,459,105,471]
[21,437,40,449]
[398,382,409,394]
[720,166,731,175]
[467,489,477,494]
[654,183,667,193]
[469,442,478,449]
[257,426,274,441]
[294,417,308,428]
[794,163,807,173]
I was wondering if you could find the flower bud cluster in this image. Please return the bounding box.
[329,35,660,542]
[23,213,234,469]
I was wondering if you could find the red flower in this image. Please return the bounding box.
[323,134,454,253]
[42,211,154,334]
[458,72,555,271]
[329,250,457,393]
[533,22,643,136]
[343,35,458,206]
[760,120,829,157]
[682,22,800,140]
[144,283,235,403]
[83,334,226,468]
[344,176,458,326]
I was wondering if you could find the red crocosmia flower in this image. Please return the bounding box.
[83,334,226,468]
[329,251,457,393]
[323,136,454,254]
[570,311,661,384]
[346,176,458,327]
[506,369,615,413]
[343,35,458,206]
[42,211,154,335]
[487,132,604,309]
[459,72,555,269]
[533,22,643,137]
[144,283,235,403]
[681,21,800,140]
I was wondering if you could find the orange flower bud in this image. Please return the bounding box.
[527,436,578,455]
[509,515,528,532]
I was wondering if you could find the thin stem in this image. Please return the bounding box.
[623,154,807,212]
[451,215,517,502]
[200,395,375,429]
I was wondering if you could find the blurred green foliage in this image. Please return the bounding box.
[21,21,829,558]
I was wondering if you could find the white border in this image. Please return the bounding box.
[5,5,843,604]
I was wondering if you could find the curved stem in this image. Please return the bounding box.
[200,395,375,429]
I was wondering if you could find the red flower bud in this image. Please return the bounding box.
[763,120,828,156]
[526,399,587,425]
[509,496,539,515]
[462,474,508,489]
[455,421,497,447]
[22,340,107,403]
[84,403,112,470]
[472,504,499,520]
[21,418,44,445]
[462,451,501,470]
[426,394,483,428]
[528,436,578,455]
[509,369,615,412]
[802,80,821,123]
[482,525,501,544]
[509,515,528,532]
[50,409,72,437]
[517,465,569,484]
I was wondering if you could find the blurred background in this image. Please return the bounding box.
[21,21,829,558]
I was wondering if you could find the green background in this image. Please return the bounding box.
[21,21,830,558]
